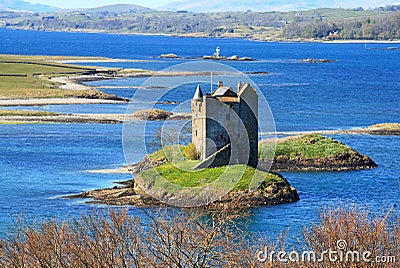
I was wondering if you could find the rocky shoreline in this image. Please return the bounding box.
[0,98,127,107]
[347,123,400,136]
[270,152,377,172]
[0,114,126,124]
[0,112,191,124]
[65,172,299,208]
[68,155,300,208]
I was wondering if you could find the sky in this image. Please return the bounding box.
[28,0,172,9]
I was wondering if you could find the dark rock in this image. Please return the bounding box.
[66,173,299,209]
[127,156,166,174]
[269,151,377,172]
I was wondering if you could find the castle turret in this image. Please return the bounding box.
[193,85,203,101]
[192,85,206,158]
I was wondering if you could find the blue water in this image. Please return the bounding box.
[0,29,399,239]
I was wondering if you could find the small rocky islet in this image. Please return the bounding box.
[158,46,254,61]
[266,134,377,172]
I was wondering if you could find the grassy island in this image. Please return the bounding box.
[70,145,299,208]
[274,134,352,158]
[261,134,378,172]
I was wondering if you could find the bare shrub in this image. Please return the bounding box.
[0,206,398,268]
[300,206,400,267]
[0,210,146,267]
[0,207,276,267]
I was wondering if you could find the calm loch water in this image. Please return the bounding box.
[0,29,399,238]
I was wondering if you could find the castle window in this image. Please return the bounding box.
[198,105,201,112]
[196,130,197,137]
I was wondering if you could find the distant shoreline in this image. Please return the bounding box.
[2,28,400,44]
[323,40,400,44]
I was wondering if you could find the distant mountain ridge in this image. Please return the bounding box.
[0,0,59,12]
[158,0,400,12]
[82,4,151,14]
[2,0,399,13]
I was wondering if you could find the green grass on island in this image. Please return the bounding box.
[0,54,113,99]
[140,134,355,191]
[138,146,283,192]
[139,162,282,192]
[260,134,354,160]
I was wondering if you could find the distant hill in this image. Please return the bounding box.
[158,0,400,12]
[1,4,399,41]
[0,0,59,12]
[82,4,151,14]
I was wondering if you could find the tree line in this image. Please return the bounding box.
[0,6,399,40]
[284,12,400,40]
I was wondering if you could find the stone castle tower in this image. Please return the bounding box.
[191,81,258,168]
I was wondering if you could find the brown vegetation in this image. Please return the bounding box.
[301,206,400,267]
[0,206,398,267]
[0,207,266,267]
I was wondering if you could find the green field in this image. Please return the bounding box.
[284,8,386,21]
[0,62,88,75]
[0,55,111,99]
